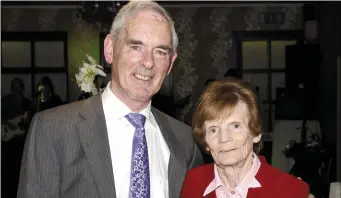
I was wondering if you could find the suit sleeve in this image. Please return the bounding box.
[188,142,204,169]
[17,113,61,198]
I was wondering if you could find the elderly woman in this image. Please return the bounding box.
[181,78,309,198]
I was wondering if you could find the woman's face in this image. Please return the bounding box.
[204,101,261,167]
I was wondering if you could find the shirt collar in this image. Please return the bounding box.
[101,81,153,122]
[203,153,261,197]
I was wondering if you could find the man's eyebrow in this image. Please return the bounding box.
[126,39,144,45]
[156,45,172,52]
[126,39,173,52]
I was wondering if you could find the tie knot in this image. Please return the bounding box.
[125,113,146,128]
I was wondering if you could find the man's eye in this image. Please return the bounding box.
[156,50,167,56]
[130,45,140,50]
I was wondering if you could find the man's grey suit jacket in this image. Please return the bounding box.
[17,95,203,198]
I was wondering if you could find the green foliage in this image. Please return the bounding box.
[68,23,100,80]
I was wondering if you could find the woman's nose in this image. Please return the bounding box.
[219,131,232,143]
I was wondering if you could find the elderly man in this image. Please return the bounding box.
[17,1,202,198]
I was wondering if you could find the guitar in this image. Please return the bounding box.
[1,112,27,142]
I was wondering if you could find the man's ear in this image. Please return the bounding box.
[167,52,177,75]
[104,34,114,64]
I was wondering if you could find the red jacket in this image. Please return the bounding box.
[181,156,309,198]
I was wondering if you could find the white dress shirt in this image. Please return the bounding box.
[101,82,170,198]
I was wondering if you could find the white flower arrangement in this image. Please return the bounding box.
[75,54,106,95]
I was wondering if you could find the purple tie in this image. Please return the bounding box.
[125,113,150,198]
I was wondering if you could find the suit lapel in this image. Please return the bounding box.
[76,95,116,198]
[151,108,187,198]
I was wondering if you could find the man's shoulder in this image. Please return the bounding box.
[34,98,100,129]
[152,107,191,131]
[38,99,84,118]
[166,114,191,131]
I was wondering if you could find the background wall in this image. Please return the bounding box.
[1,3,303,120]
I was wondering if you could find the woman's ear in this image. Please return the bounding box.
[253,134,262,143]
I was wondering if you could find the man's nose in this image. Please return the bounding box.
[142,50,154,69]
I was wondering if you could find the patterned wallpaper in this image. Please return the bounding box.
[1,4,302,120]
[167,5,302,120]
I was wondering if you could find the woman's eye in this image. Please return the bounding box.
[209,128,218,134]
[230,123,241,131]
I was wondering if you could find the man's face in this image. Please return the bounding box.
[104,9,177,111]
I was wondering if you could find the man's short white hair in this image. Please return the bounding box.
[109,1,178,52]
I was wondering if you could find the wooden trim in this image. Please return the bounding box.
[2,31,67,41]
[64,34,69,102]
[31,39,36,99]
[337,55,341,181]
[267,40,273,131]
[1,1,80,6]
[235,35,243,76]
[262,100,277,105]
[233,30,304,42]
[1,1,305,7]
[2,68,66,73]
[242,68,286,73]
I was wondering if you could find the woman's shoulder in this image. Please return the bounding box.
[258,156,304,183]
[257,156,309,197]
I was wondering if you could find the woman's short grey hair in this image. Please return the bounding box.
[109,1,178,52]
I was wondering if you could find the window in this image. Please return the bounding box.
[1,32,68,102]
[234,31,304,135]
